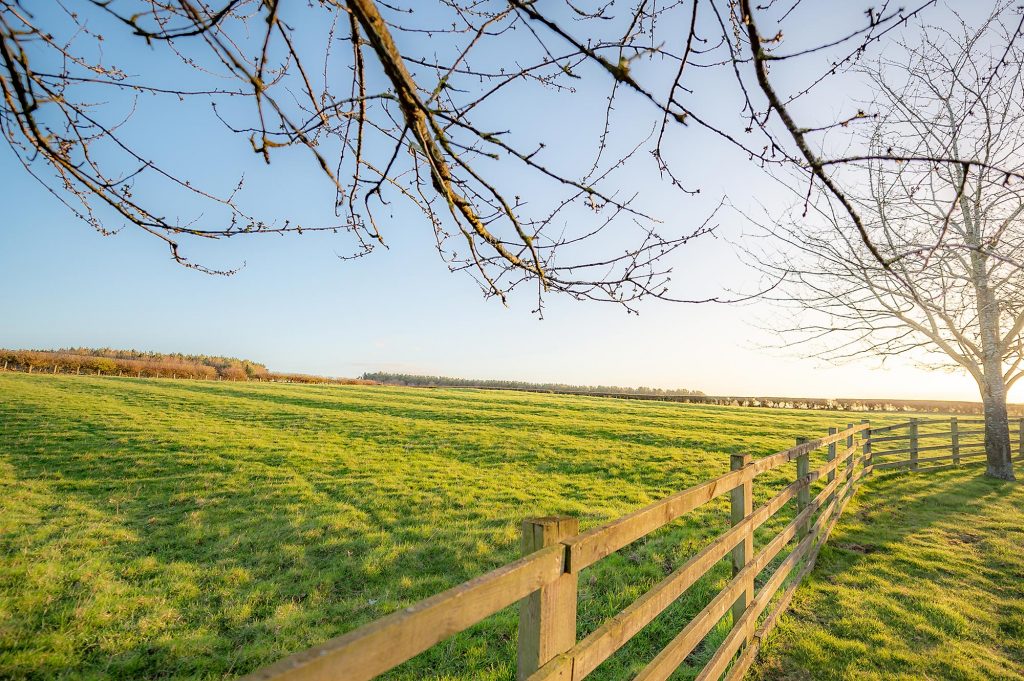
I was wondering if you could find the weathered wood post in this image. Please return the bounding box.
[845,423,855,491]
[518,516,578,680]
[951,417,960,465]
[826,428,837,506]
[730,453,753,633]
[1018,418,1023,462]
[796,437,810,541]
[909,418,919,471]
[861,419,871,476]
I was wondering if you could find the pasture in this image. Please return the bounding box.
[1,373,1021,679]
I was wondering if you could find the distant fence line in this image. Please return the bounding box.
[442,385,1016,416]
[869,417,1023,472]
[240,419,1015,681]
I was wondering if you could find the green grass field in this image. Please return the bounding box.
[1,373,1021,680]
[748,469,1024,681]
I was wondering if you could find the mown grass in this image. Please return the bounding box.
[748,467,1024,680]
[0,373,1016,680]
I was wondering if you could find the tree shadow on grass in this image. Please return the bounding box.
[749,468,1024,681]
[145,380,805,470]
[1,397,528,680]
[2,380,961,681]
[4,381,763,681]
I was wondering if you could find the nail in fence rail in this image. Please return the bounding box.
[236,423,888,681]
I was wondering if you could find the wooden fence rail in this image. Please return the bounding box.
[240,418,1018,681]
[866,417,1024,474]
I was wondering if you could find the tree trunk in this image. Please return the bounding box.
[968,209,1016,481]
[980,364,1016,480]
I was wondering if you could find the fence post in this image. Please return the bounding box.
[845,423,854,489]
[1018,418,1023,461]
[826,428,837,506]
[910,418,919,471]
[951,417,960,465]
[861,419,871,476]
[518,516,578,680]
[730,453,753,633]
[796,437,810,540]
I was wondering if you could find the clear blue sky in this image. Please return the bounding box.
[0,2,994,401]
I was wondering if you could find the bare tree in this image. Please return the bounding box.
[750,8,1024,480]
[7,1,999,310]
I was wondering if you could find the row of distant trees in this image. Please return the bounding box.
[361,372,705,397]
[0,349,373,385]
[362,372,1006,414]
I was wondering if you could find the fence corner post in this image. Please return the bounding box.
[796,437,810,540]
[518,516,578,680]
[909,418,919,471]
[951,417,960,466]
[730,453,754,634]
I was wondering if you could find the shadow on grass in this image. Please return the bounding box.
[4,377,992,681]
[142,380,806,467]
[0,379,763,681]
[1,397,526,679]
[750,468,1024,681]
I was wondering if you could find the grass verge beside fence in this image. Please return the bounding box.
[748,468,1024,680]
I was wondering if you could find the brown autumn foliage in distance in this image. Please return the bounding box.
[0,348,374,385]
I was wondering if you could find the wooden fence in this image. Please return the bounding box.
[240,423,876,681]
[869,417,1024,472]
[238,419,1020,681]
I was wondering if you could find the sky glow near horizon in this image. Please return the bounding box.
[1,2,1012,402]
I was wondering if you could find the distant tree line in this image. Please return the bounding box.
[361,372,705,397]
[361,372,1017,415]
[566,393,1018,416]
[0,349,373,385]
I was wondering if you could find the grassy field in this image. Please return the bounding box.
[0,373,1020,680]
[748,469,1024,680]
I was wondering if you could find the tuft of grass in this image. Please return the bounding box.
[0,373,1016,680]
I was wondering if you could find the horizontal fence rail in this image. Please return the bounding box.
[240,423,882,681]
[239,418,1020,681]
[866,417,1024,474]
